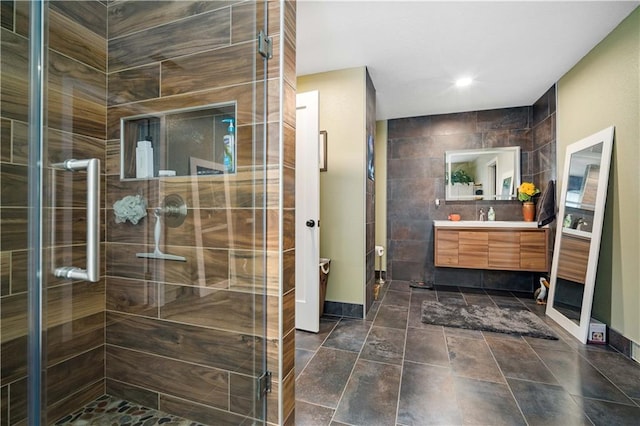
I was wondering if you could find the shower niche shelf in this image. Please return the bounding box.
[120,102,237,180]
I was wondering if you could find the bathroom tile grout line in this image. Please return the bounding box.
[294,318,340,381]
[328,296,383,425]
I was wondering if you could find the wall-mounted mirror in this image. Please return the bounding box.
[546,126,614,343]
[445,147,520,200]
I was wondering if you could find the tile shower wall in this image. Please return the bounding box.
[387,87,556,292]
[1,1,109,423]
[105,1,294,425]
[1,1,295,425]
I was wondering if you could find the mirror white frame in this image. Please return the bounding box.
[445,147,521,201]
[546,126,614,343]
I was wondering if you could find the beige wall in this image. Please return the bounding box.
[297,67,367,305]
[375,120,388,271]
[557,7,640,343]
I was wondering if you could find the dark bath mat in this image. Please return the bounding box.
[421,300,558,340]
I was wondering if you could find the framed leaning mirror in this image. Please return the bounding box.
[546,126,614,343]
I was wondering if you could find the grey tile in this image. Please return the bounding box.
[296,347,358,409]
[404,327,449,367]
[508,378,591,425]
[295,319,339,351]
[579,350,640,399]
[360,326,406,365]
[482,330,524,341]
[533,347,635,404]
[454,376,526,425]
[295,400,334,426]
[634,398,640,406]
[366,301,380,321]
[575,396,640,426]
[462,293,496,307]
[447,336,505,383]
[410,288,438,306]
[444,326,484,339]
[407,291,440,329]
[386,280,412,293]
[524,334,574,352]
[373,304,408,330]
[486,337,558,384]
[398,361,462,425]
[333,359,401,426]
[381,289,410,307]
[323,319,370,353]
[490,297,527,309]
[295,348,315,379]
[437,294,466,305]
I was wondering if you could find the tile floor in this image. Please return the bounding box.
[295,281,640,425]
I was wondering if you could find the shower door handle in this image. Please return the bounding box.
[53,158,100,282]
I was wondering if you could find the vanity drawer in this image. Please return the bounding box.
[435,230,459,266]
[520,231,548,271]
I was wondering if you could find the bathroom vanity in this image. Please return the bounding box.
[433,221,549,272]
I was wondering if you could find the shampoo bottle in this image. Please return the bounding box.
[136,140,154,178]
[222,118,235,173]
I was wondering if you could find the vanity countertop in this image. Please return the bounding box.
[433,220,542,229]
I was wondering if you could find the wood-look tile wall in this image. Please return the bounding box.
[104,1,293,425]
[1,1,108,424]
[1,0,294,424]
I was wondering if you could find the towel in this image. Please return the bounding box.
[537,180,556,227]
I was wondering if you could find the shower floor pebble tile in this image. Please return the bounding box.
[54,395,206,426]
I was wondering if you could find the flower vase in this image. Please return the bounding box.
[522,201,535,222]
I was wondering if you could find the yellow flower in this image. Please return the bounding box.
[518,182,540,202]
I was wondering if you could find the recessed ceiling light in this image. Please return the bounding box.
[455,77,473,87]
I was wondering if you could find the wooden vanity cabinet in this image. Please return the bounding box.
[434,227,549,272]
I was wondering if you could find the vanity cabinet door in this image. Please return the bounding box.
[520,231,548,272]
[488,231,520,270]
[556,234,589,284]
[459,231,488,268]
[435,230,459,266]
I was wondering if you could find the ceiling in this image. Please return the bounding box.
[296,1,639,120]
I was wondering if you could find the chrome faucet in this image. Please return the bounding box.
[479,208,486,221]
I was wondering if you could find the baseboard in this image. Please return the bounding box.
[608,327,633,358]
[323,301,364,319]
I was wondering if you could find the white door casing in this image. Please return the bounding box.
[295,91,320,332]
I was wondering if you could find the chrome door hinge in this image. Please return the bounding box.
[257,370,272,399]
[258,30,273,59]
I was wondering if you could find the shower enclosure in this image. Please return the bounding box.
[0,0,297,424]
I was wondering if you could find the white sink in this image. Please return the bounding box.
[433,220,542,228]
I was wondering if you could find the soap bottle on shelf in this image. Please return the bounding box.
[135,139,154,178]
[488,206,495,221]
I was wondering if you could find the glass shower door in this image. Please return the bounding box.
[0,1,269,424]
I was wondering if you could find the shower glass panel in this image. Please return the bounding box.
[0,1,269,424]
